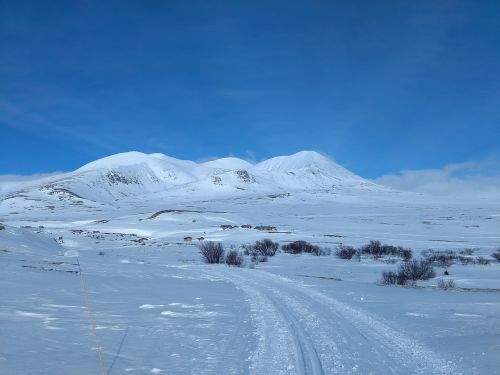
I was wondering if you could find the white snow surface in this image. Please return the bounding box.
[1,150,499,374]
[202,157,255,170]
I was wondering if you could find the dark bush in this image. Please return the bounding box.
[399,248,413,261]
[254,225,277,231]
[199,241,225,264]
[399,259,435,282]
[381,260,435,286]
[335,245,357,260]
[425,248,496,267]
[381,271,409,285]
[225,250,243,267]
[281,241,319,254]
[220,224,237,230]
[359,240,382,257]
[492,250,500,262]
[381,271,398,285]
[422,249,457,267]
[254,239,279,256]
[359,240,412,260]
[243,239,279,259]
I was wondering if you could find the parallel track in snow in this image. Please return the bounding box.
[207,268,460,375]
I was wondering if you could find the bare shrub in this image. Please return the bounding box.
[359,240,412,260]
[399,248,413,261]
[254,239,279,256]
[254,225,277,231]
[381,271,399,285]
[437,279,456,290]
[381,271,408,285]
[225,250,243,267]
[424,248,491,267]
[399,259,435,282]
[359,240,383,257]
[422,249,457,267]
[381,259,435,286]
[199,241,225,264]
[281,241,320,254]
[243,239,279,260]
[492,250,500,262]
[335,245,357,260]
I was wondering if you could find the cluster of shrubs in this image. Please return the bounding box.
[336,241,412,261]
[200,239,330,267]
[254,225,277,231]
[381,259,436,286]
[423,249,492,267]
[281,241,330,256]
[200,239,282,267]
[336,245,357,260]
[243,239,280,264]
[244,239,279,256]
[491,249,500,262]
[198,241,243,267]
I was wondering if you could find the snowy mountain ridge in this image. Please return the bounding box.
[0,151,386,206]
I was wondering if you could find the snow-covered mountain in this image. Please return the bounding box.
[0,151,383,205]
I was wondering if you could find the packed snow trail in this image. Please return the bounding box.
[206,268,460,375]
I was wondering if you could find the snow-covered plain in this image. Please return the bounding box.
[1,151,499,374]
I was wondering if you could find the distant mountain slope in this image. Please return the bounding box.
[0,151,384,206]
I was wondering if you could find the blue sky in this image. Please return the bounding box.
[1,0,499,178]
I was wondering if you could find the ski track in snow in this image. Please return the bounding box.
[207,268,460,375]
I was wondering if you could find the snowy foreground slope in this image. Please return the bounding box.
[1,151,499,374]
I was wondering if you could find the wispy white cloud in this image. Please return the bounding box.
[0,98,116,152]
[0,172,63,194]
[373,158,500,198]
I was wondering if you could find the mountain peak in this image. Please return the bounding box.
[76,151,152,172]
[52,150,372,202]
[202,157,254,170]
[256,151,336,171]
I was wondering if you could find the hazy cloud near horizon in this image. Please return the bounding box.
[373,159,500,198]
[0,173,63,193]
